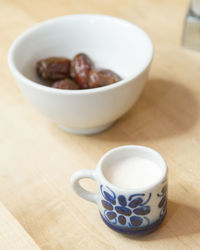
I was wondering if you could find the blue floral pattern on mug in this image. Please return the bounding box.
[100,185,152,228]
[157,183,167,217]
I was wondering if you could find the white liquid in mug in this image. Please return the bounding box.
[105,156,163,189]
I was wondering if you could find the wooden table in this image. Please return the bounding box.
[0,202,40,249]
[1,0,200,249]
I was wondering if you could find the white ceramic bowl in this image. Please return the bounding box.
[8,14,153,135]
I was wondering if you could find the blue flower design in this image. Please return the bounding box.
[157,184,167,217]
[100,185,151,228]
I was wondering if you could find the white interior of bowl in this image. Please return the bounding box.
[10,14,153,85]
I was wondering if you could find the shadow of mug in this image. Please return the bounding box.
[114,199,200,241]
[140,199,200,240]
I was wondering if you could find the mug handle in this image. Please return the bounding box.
[70,170,98,204]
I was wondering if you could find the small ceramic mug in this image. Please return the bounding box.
[71,145,168,235]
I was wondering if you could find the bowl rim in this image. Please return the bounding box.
[8,14,154,95]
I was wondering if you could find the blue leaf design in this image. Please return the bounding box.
[159,196,166,208]
[140,193,152,206]
[157,185,167,197]
[128,197,143,208]
[161,185,167,194]
[115,206,131,216]
[130,216,143,226]
[160,200,167,217]
[106,211,117,220]
[104,191,116,205]
[118,215,126,225]
[133,206,151,215]
[118,195,127,206]
[100,185,116,205]
[163,200,167,210]
[101,200,113,210]
[128,193,145,201]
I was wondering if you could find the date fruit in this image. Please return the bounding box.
[37,57,71,81]
[36,53,122,90]
[70,53,94,89]
[88,69,121,88]
[52,78,80,90]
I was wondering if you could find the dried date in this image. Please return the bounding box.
[70,53,94,89]
[98,69,121,81]
[37,57,71,81]
[52,78,80,90]
[88,69,121,88]
[36,53,122,90]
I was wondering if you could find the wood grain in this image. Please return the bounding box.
[1,0,200,249]
[0,202,40,249]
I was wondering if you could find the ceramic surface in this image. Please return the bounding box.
[8,14,153,135]
[71,145,168,234]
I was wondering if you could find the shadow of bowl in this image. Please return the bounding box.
[89,78,199,143]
